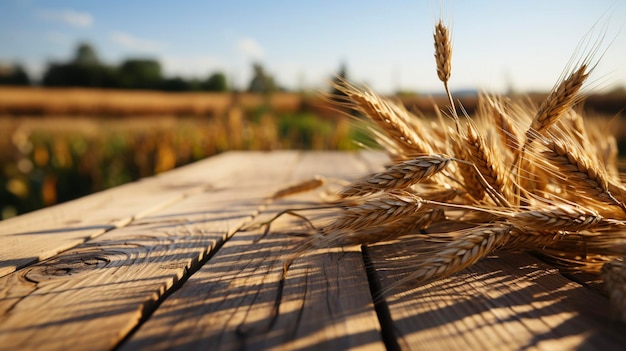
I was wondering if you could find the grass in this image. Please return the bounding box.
[0,110,359,219]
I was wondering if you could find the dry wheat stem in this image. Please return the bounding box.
[486,95,520,154]
[271,176,326,199]
[434,19,460,127]
[451,136,485,201]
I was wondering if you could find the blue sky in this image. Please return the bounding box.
[1,0,625,94]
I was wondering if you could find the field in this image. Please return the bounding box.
[0,86,624,219]
[0,87,362,218]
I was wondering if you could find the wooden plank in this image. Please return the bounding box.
[352,152,626,348]
[367,243,626,350]
[0,151,277,278]
[120,152,386,351]
[0,151,302,351]
[356,149,389,172]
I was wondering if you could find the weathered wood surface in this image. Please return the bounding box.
[0,151,624,351]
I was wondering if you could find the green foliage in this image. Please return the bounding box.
[0,110,361,219]
[73,43,100,65]
[118,59,163,89]
[43,62,120,88]
[43,43,119,87]
[161,77,195,92]
[248,63,276,93]
[277,113,333,149]
[330,62,348,97]
[0,63,30,86]
[40,42,229,92]
[202,72,227,91]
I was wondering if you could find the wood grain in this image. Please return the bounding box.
[121,152,386,351]
[0,151,286,278]
[367,245,626,350]
[0,151,301,351]
[2,150,620,351]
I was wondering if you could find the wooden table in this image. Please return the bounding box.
[0,151,624,351]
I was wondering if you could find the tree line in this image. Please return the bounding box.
[0,42,281,93]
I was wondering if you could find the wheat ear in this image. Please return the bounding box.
[508,204,603,232]
[323,191,424,236]
[540,138,626,212]
[434,19,460,125]
[524,64,589,148]
[502,230,563,250]
[383,224,511,292]
[434,20,451,84]
[451,136,485,201]
[338,155,452,198]
[337,83,433,156]
[484,95,520,155]
[271,176,326,199]
[462,122,512,204]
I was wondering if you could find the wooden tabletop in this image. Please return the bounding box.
[0,151,624,351]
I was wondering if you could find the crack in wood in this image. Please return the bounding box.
[361,245,401,351]
[113,194,276,350]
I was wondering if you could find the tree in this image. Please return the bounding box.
[42,42,119,88]
[161,77,193,91]
[330,62,348,97]
[247,63,276,94]
[118,59,162,90]
[42,62,118,88]
[202,72,227,91]
[0,63,30,85]
[73,43,99,65]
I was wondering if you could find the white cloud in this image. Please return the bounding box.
[236,37,264,60]
[39,9,94,28]
[110,31,162,52]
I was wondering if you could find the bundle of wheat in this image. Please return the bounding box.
[263,19,626,321]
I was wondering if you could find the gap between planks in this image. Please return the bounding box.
[347,150,626,350]
[119,151,387,351]
[0,151,283,278]
[0,151,308,351]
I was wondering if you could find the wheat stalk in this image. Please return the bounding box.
[524,64,590,149]
[539,138,626,213]
[434,20,452,84]
[335,82,434,157]
[338,155,452,198]
[461,122,513,204]
[483,94,520,155]
[323,191,424,235]
[502,230,563,250]
[263,16,626,322]
[507,204,603,232]
[383,224,511,292]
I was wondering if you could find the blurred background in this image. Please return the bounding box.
[1,0,625,219]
